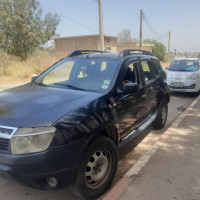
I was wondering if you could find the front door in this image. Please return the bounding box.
[116,61,147,138]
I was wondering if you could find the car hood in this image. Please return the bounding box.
[166,70,197,79]
[0,84,102,127]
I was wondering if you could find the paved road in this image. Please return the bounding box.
[0,84,196,200]
[115,92,195,184]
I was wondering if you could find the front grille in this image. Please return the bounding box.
[0,138,10,153]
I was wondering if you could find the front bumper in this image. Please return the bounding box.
[0,139,88,189]
[167,78,200,93]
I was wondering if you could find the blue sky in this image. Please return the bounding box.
[39,0,200,52]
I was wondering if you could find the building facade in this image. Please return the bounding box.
[54,35,117,58]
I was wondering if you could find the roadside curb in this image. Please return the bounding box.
[102,95,200,200]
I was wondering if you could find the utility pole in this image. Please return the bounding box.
[139,9,143,49]
[168,31,171,59]
[98,0,104,51]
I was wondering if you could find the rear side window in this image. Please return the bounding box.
[152,59,163,77]
[141,61,156,84]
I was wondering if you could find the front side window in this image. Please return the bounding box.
[168,60,199,72]
[35,59,119,92]
[122,62,139,84]
[141,61,155,84]
[120,62,139,90]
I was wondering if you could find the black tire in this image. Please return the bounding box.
[193,90,200,97]
[72,136,118,200]
[153,99,168,129]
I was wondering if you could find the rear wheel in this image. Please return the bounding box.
[72,136,118,200]
[153,99,168,129]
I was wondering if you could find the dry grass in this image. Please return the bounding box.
[161,61,170,70]
[0,51,170,84]
[0,50,59,83]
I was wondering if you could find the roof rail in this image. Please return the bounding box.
[118,49,153,58]
[68,50,109,57]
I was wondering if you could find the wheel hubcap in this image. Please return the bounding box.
[85,150,112,189]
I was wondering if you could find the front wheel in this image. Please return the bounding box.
[153,99,168,129]
[193,89,200,97]
[72,136,118,200]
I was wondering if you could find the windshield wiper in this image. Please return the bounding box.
[65,84,85,91]
[53,83,85,91]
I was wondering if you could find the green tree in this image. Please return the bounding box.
[0,0,60,60]
[144,39,166,61]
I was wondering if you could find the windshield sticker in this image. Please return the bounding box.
[91,61,95,65]
[104,80,110,85]
[101,84,109,89]
[187,62,193,65]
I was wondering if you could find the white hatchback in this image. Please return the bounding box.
[166,58,200,94]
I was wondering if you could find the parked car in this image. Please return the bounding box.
[0,49,170,199]
[166,58,200,94]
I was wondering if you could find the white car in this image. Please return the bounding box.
[166,58,200,94]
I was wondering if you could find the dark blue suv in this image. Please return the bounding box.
[0,49,170,199]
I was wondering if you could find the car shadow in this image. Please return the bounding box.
[170,91,198,98]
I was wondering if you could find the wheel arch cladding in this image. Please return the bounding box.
[98,125,119,148]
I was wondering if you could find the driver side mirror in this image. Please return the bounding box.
[31,74,38,82]
[123,83,140,94]
[161,71,166,80]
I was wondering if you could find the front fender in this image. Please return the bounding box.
[51,97,119,146]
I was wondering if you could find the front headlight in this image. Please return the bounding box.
[190,73,199,80]
[11,127,55,154]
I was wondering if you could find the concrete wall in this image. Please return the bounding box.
[54,36,152,58]
[104,36,117,52]
[54,35,117,58]
[55,36,98,58]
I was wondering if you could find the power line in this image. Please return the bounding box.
[143,13,168,38]
[142,12,168,39]
[107,18,137,34]
[143,18,168,39]
[40,3,98,33]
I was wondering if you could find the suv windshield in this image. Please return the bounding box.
[35,58,119,92]
[168,60,199,72]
